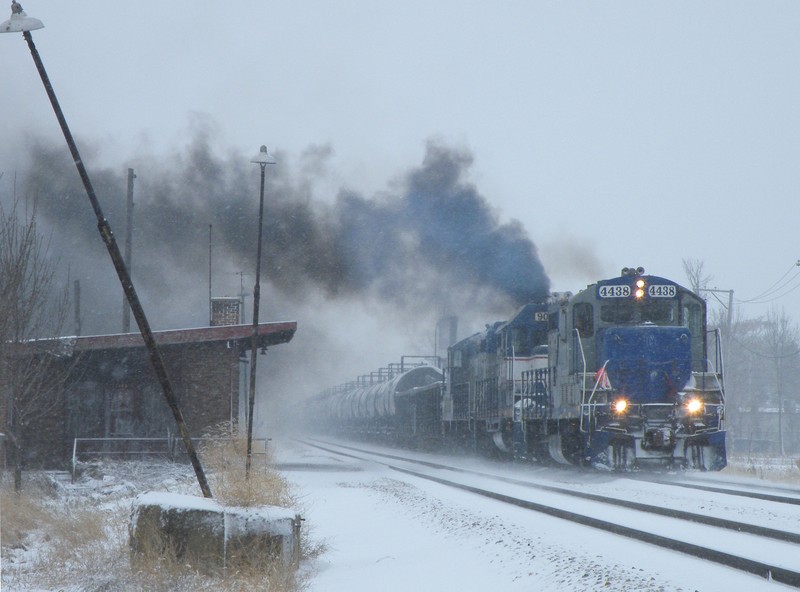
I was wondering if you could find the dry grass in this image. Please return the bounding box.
[1,474,129,590]
[0,479,41,549]
[198,423,296,508]
[1,427,323,591]
[724,454,800,483]
[129,532,305,592]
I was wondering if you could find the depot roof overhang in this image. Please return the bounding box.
[70,322,297,353]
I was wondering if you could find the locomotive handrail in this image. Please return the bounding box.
[580,359,611,434]
[706,328,725,378]
[507,343,516,398]
[573,328,587,389]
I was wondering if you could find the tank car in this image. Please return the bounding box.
[307,361,444,446]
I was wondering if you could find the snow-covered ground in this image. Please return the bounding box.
[275,437,800,592]
[3,439,799,591]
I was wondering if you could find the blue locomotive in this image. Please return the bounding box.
[308,267,727,471]
[444,266,726,470]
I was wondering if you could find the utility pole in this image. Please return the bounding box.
[208,224,213,325]
[700,287,734,338]
[699,287,734,380]
[73,280,81,337]
[122,168,135,333]
[237,271,248,324]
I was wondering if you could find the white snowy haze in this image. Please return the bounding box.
[3,1,800,416]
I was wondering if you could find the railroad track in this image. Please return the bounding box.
[299,438,800,588]
[624,473,800,506]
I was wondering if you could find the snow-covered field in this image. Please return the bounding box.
[2,439,799,591]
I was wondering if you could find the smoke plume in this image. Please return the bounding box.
[5,129,553,405]
[16,132,549,337]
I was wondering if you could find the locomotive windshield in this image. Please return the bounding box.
[509,325,548,356]
[600,299,676,325]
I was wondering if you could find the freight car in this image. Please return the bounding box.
[308,267,727,471]
[308,360,445,447]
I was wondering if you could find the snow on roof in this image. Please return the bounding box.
[7,322,297,357]
[71,321,297,352]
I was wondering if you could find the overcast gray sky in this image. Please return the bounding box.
[3,2,800,394]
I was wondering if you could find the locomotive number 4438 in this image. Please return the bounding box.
[598,285,631,298]
[648,285,677,297]
[598,284,676,298]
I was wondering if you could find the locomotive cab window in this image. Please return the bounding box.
[682,299,706,370]
[548,310,559,332]
[641,300,676,324]
[600,302,634,324]
[508,324,550,356]
[682,300,703,334]
[510,327,531,356]
[573,302,594,337]
[600,300,676,325]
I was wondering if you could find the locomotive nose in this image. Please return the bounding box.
[599,326,692,403]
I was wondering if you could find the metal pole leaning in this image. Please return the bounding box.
[20,28,212,498]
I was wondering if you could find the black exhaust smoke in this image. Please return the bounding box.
[16,133,550,335]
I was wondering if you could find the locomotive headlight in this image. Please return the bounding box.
[686,398,703,415]
[634,279,646,299]
[613,399,629,414]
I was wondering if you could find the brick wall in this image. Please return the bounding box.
[166,342,242,435]
[22,340,247,468]
[211,298,241,326]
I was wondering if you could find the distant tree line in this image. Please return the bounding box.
[684,259,800,458]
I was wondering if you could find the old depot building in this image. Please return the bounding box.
[7,298,296,468]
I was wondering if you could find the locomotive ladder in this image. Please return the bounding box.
[579,359,613,434]
[519,368,551,422]
[575,329,613,434]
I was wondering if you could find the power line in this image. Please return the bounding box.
[730,333,800,360]
[738,260,800,305]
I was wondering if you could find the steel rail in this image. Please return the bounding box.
[626,474,800,506]
[301,439,800,587]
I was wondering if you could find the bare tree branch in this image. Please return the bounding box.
[0,192,73,491]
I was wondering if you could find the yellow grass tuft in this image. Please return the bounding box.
[198,422,296,508]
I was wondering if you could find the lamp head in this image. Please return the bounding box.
[250,145,276,166]
[1,2,44,33]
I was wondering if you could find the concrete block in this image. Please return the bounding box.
[130,491,299,573]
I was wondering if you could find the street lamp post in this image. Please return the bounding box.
[247,145,275,477]
[1,3,213,498]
